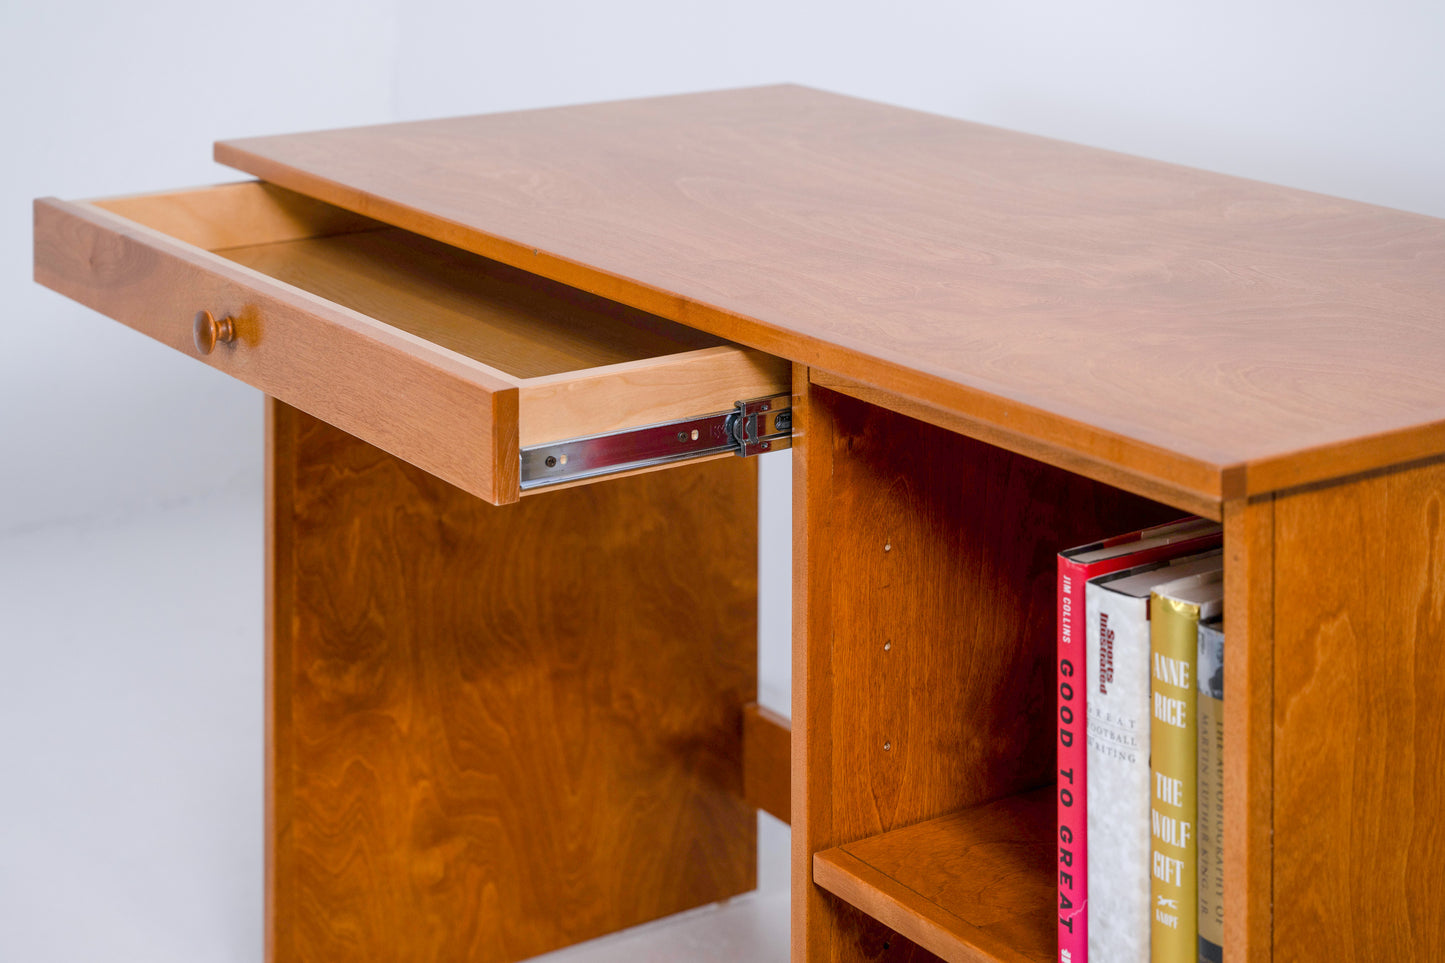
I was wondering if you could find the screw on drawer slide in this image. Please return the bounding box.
[520,394,793,491]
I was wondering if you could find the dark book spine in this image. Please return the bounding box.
[1196,618,1225,963]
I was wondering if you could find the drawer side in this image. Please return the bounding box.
[518,347,791,448]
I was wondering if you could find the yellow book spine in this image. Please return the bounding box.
[1150,594,1199,963]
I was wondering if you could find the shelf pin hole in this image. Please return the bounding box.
[883,741,891,751]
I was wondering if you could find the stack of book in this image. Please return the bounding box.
[1056,519,1226,963]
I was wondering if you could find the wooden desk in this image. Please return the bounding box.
[35,85,1445,963]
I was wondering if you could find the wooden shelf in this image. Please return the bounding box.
[812,788,1055,963]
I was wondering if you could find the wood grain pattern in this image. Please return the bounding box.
[813,788,1055,963]
[267,402,759,963]
[1223,496,1274,962]
[744,703,792,825]
[1272,460,1445,962]
[793,370,948,963]
[217,85,1445,500]
[794,383,1180,963]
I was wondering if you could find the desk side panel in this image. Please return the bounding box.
[1272,460,1445,961]
[267,402,757,963]
[1223,496,1275,963]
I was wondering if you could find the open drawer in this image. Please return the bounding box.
[34,182,790,505]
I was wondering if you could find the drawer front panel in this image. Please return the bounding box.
[36,195,517,504]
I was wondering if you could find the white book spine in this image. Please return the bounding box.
[1086,582,1152,963]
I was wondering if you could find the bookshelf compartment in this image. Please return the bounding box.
[795,381,1186,961]
[813,788,1056,963]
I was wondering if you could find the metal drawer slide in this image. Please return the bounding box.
[521,394,792,491]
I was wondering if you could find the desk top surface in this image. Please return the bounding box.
[216,85,1445,503]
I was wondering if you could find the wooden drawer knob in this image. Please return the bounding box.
[193,310,236,355]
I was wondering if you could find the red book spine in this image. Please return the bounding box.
[1057,553,1094,963]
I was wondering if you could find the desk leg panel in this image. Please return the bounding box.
[266,400,758,963]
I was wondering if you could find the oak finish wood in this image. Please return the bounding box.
[794,383,1179,963]
[1271,460,1445,962]
[217,85,1445,502]
[812,788,1055,963]
[743,703,792,825]
[267,401,759,963]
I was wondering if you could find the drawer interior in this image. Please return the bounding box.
[94,183,724,380]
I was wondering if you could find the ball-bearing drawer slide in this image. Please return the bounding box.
[520,394,792,491]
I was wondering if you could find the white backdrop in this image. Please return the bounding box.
[3,0,1444,959]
